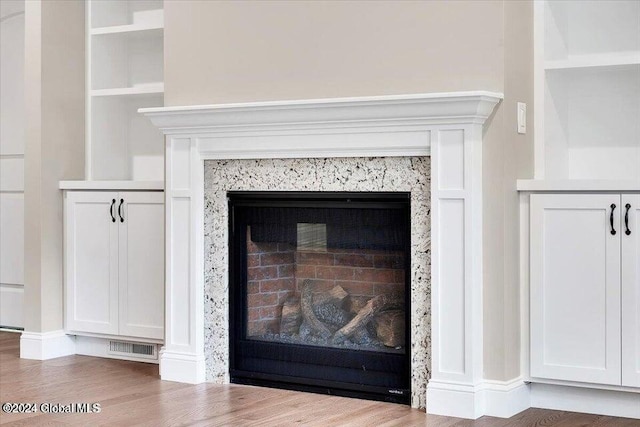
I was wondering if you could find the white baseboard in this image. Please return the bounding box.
[427,381,482,419]
[531,383,640,419]
[159,348,206,384]
[20,330,76,360]
[427,378,530,419]
[482,378,531,418]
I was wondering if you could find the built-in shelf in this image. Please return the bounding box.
[86,0,165,183]
[517,180,640,192]
[535,1,640,182]
[59,181,164,191]
[545,52,640,70]
[91,83,164,98]
[90,1,163,29]
[91,22,163,36]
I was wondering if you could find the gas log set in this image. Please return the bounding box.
[256,279,406,353]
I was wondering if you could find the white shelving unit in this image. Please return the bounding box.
[86,0,164,182]
[518,3,640,415]
[533,0,640,182]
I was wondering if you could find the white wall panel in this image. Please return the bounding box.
[0,2,25,155]
[171,138,191,191]
[0,284,23,327]
[437,130,465,190]
[1,0,25,330]
[0,158,24,191]
[437,198,466,374]
[0,193,23,285]
[170,197,191,347]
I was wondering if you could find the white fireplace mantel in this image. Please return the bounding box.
[141,91,501,159]
[140,91,505,418]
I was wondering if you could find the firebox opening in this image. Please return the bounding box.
[229,192,411,404]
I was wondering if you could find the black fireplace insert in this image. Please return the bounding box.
[228,192,411,404]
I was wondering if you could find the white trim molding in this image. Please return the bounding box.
[20,330,76,360]
[141,91,502,159]
[427,378,531,419]
[140,91,502,413]
[158,349,207,384]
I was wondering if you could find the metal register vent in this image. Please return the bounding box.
[109,341,157,360]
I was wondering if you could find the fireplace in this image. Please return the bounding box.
[229,192,411,403]
[140,92,502,412]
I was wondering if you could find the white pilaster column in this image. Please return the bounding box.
[159,136,206,383]
[427,123,485,418]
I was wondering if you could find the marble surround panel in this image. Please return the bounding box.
[203,156,431,408]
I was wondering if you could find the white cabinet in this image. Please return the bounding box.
[118,192,165,339]
[530,193,639,387]
[530,194,621,385]
[65,191,119,335]
[622,195,640,387]
[65,191,164,340]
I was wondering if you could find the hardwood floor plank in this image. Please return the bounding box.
[0,332,637,426]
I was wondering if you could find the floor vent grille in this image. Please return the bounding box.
[109,341,157,360]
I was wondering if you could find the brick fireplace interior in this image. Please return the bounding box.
[246,240,406,342]
[229,191,411,403]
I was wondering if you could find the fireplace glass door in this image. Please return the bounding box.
[229,192,411,403]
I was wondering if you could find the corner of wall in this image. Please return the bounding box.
[22,0,85,338]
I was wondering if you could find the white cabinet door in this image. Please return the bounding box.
[622,194,640,387]
[118,192,164,340]
[530,194,621,385]
[65,191,119,335]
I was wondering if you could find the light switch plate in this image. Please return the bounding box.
[517,102,526,134]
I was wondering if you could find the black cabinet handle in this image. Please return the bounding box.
[118,198,124,223]
[625,204,631,236]
[610,204,616,235]
[110,199,116,222]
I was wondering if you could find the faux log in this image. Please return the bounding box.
[301,280,332,338]
[332,294,403,344]
[279,296,302,335]
[374,310,405,347]
[347,296,368,315]
[332,296,383,344]
[314,285,348,307]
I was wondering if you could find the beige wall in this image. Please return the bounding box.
[482,0,534,380]
[164,0,534,381]
[164,0,504,105]
[23,0,85,332]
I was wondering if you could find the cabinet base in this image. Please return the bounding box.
[426,379,640,420]
[75,335,160,364]
[531,383,640,419]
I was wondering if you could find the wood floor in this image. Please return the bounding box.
[0,332,637,426]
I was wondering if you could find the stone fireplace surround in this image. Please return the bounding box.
[141,92,503,415]
[205,157,429,406]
